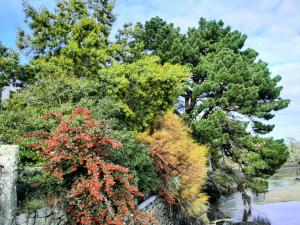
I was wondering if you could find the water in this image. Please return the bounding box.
[215,175,300,225]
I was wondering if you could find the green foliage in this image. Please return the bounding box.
[0,0,199,222]
[86,98,160,196]
[13,0,190,131]
[0,0,290,214]
[134,17,184,64]
[99,56,190,130]
[19,171,57,189]
[0,42,31,89]
[192,48,289,122]
[245,178,268,195]
[7,75,100,110]
[0,75,100,164]
[106,131,160,197]
[211,171,234,190]
[18,171,62,214]
[0,107,55,165]
[18,0,115,59]
[135,17,289,125]
[115,23,146,63]
[19,194,48,214]
[0,43,18,88]
[0,74,159,195]
[17,0,121,80]
[192,110,288,178]
[12,1,190,132]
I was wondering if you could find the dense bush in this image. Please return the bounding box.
[0,75,99,165]
[0,80,159,198]
[29,108,157,225]
[137,111,208,217]
[99,56,190,130]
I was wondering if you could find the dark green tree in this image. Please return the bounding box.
[0,43,31,89]
[135,17,184,64]
[133,17,290,197]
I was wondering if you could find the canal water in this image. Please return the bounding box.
[215,167,300,225]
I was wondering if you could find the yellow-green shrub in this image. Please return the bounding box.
[99,56,190,130]
[137,111,208,216]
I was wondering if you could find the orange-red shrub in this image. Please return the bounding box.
[29,108,157,225]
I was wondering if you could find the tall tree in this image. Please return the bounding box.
[132,17,290,197]
[19,0,115,58]
[15,2,190,130]
[18,0,117,78]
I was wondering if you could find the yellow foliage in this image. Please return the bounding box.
[137,111,208,216]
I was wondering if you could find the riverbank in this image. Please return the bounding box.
[260,181,300,204]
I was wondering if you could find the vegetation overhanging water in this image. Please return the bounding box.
[215,167,300,225]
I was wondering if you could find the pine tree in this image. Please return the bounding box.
[133,17,290,197]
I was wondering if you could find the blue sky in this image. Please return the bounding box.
[1,0,299,140]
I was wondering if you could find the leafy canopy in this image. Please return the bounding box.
[15,1,190,131]
[0,43,32,89]
[99,56,190,130]
[18,0,119,79]
[0,0,200,221]
[18,0,115,59]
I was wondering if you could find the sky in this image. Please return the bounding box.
[0,0,299,140]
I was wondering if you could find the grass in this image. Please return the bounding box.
[18,193,48,214]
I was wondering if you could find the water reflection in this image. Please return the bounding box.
[268,177,297,191]
[231,217,271,225]
[241,208,252,222]
[215,176,300,225]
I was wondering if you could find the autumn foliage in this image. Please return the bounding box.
[29,108,157,225]
[137,111,208,216]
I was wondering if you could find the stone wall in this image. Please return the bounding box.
[0,206,67,225]
[139,195,174,225]
[0,196,173,225]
